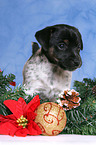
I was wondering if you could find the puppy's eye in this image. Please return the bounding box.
[58,43,65,50]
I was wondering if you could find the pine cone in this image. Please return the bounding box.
[57,89,81,110]
[92,85,96,95]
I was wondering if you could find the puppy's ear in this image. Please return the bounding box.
[32,42,40,55]
[35,26,55,51]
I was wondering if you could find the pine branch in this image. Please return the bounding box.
[0,71,96,135]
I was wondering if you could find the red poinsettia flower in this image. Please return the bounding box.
[0,95,42,137]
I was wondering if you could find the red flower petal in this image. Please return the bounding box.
[4,98,27,118]
[28,121,42,135]
[0,122,18,136]
[0,114,16,123]
[15,128,29,137]
[4,100,19,118]
[26,95,40,112]
[27,109,37,121]
[17,97,27,117]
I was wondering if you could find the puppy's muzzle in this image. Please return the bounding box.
[67,56,82,71]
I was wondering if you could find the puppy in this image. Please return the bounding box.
[23,24,83,101]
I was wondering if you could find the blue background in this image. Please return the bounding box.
[0,0,96,87]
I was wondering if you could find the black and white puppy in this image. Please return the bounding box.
[23,24,83,101]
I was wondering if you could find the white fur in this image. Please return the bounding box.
[23,50,72,101]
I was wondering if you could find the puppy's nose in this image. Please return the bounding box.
[74,60,80,67]
[69,58,80,67]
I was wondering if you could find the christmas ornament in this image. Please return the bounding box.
[0,95,42,137]
[34,102,67,136]
[57,89,81,110]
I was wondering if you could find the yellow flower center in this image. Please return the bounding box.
[16,115,28,128]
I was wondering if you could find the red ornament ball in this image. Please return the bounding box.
[34,102,67,136]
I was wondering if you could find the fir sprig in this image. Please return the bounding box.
[0,71,15,99]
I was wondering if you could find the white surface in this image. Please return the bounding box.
[0,134,96,145]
